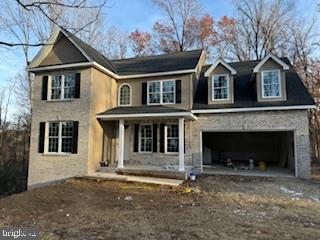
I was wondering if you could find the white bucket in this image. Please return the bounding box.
[190,175,196,181]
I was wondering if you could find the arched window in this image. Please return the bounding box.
[119,84,131,106]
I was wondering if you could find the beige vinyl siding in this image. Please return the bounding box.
[39,33,87,66]
[117,74,193,110]
[88,68,118,172]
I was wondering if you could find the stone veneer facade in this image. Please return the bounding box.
[28,67,117,187]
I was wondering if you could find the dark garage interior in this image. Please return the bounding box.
[202,131,295,175]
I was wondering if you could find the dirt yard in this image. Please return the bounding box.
[0,175,320,240]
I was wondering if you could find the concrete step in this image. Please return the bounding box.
[116,168,187,180]
[85,172,184,187]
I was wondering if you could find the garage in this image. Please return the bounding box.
[202,131,296,176]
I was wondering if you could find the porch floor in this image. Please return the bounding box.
[203,165,295,178]
[85,172,184,187]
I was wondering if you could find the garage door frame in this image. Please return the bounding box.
[199,129,297,176]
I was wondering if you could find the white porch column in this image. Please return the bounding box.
[117,119,124,169]
[178,118,185,172]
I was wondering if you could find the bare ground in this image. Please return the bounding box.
[0,175,320,240]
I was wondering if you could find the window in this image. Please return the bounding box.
[262,70,281,98]
[139,124,153,152]
[147,80,175,104]
[48,121,74,153]
[50,73,76,100]
[119,84,131,106]
[166,124,179,153]
[212,74,229,100]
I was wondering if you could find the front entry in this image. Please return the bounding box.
[124,124,131,161]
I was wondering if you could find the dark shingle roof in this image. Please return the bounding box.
[63,30,117,73]
[98,106,190,115]
[62,30,203,76]
[111,50,203,75]
[193,59,315,109]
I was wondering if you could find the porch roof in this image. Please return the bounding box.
[97,106,197,120]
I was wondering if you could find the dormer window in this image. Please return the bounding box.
[261,70,281,98]
[212,74,229,100]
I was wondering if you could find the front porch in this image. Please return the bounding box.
[97,106,198,175]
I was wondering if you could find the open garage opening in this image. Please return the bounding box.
[202,131,296,177]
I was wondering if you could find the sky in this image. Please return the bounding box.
[0,0,318,118]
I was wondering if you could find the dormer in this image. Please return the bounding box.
[253,53,290,102]
[204,58,237,104]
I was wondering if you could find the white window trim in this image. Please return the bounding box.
[212,74,230,101]
[147,79,176,105]
[204,58,237,77]
[138,123,153,153]
[118,83,132,106]
[47,73,76,101]
[261,69,282,99]
[44,121,73,154]
[164,124,179,154]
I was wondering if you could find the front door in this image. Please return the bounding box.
[124,124,131,161]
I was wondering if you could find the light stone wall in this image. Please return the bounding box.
[122,119,193,167]
[189,110,311,179]
[28,68,92,187]
[28,67,117,187]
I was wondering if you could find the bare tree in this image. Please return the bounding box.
[0,84,14,159]
[0,1,108,110]
[0,0,107,47]
[289,19,320,162]
[151,0,217,53]
[129,29,154,57]
[221,0,295,61]
[98,27,129,59]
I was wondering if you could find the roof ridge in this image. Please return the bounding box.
[111,49,203,62]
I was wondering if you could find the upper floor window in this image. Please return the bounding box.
[262,70,281,98]
[212,74,229,100]
[147,80,176,105]
[119,84,131,106]
[51,73,76,100]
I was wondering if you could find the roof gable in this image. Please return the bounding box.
[253,53,290,73]
[29,28,117,73]
[39,32,88,67]
[204,58,237,77]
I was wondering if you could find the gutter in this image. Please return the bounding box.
[191,105,317,114]
[97,112,198,120]
[27,61,196,80]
